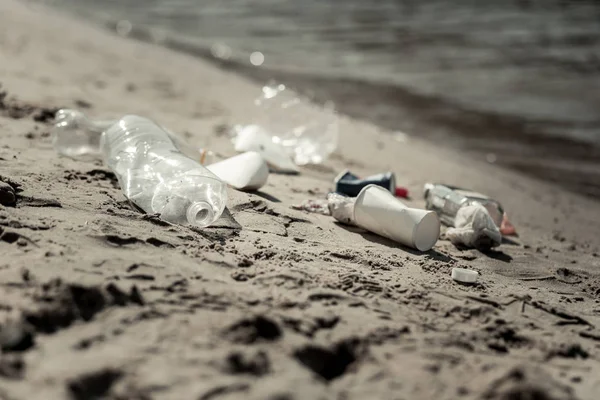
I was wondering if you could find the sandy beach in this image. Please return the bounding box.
[1,1,600,399]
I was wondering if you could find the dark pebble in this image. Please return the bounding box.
[0,181,16,206]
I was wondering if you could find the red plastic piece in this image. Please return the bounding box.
[395,187,409,199]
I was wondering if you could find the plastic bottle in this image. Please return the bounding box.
[52,109,200,161]
[52,109,115,157]
[244,83,338,165]
[423,183,504,228]
[100,115,227,227]
[52,110,227,227]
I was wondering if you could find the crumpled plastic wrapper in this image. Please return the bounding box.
[291,199,330,215]
[446,204,502,250]
[327,193,356,226]
[290,193,357,225]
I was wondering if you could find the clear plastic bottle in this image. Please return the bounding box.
[52,109,201,161]
[100,115,227,227]
[423,183,504,228]
[247,83,338,165]
[52,109,115,157]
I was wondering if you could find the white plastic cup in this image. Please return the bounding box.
[354,185,440,251]
[207,151,269,191]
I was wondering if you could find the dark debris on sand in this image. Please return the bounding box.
[0,85,59,123]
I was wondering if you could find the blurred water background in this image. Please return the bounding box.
[35,0,600,196]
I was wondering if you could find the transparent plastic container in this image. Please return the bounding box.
[100,115,227,227]
[245,83,338,165]
[52,109,114,157]
[53,109,205,161]
[423,183,504,228]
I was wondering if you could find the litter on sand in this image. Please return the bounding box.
[232,83,338,166]
[334,169,409,199]
[198,148,216,166]
[335,170,394,197]
[207,152,269,191]
[232,124,299,173]
[424,182,516,248]
[446,204,502,250]
[354,185,439,251]
[291,198,330,215]
[451,267,479,284]
[424,183,504,228]
[53,110,228,227]
[51,106,515,254]
[327,192,355,224]
[52,109,114,157]
[327,185,440,251]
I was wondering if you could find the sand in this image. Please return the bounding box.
[1,1,600,399]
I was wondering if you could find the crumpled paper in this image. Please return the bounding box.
[291,198,330,215]
[290,193,357,224]
[327,192,356,225]
[446,204,502,250]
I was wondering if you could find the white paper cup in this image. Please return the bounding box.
[233,125,299,173]
[207,151,269,191]
[354,185,440,251]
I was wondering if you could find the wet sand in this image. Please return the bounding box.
[1,1,600,399]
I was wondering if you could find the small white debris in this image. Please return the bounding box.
[451,267,479,284]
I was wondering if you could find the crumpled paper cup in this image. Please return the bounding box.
[207,151,269,191]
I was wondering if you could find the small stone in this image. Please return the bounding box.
[238,258,254,268]
[74,99,92,109]
[0,182,16,206]
[0,320,35,352]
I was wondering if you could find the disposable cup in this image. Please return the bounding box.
[354,185,440,251]
[207,151,269,191]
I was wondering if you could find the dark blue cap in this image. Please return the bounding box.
[334,169,396,197]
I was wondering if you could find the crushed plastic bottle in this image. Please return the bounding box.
[232,124,299,173]
[52,109,201,161]
[53,110,227,227]
[52,109,115,157]
[100,116,227,227]
[445,204,502,250]
[423,183,504,228]
[235,83,338,166]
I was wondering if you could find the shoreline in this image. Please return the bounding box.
[94,13,600,199]
[1,1,600,399]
